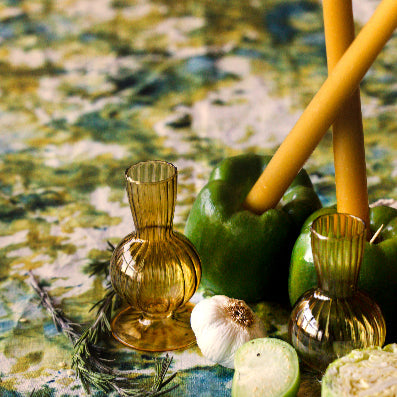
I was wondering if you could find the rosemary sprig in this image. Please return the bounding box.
[83,241,115,278]
[28,271,178,396]
[29,385,52,397]
[29,271,80,343]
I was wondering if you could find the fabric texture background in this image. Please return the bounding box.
[0,0,396,395]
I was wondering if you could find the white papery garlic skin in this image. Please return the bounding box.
[190,295,266,369]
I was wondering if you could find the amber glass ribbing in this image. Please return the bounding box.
[289,213,386,372]
[110,160,201,351]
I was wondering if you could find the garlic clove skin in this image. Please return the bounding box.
[191,295,266,369]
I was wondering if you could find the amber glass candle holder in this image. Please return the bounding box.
[289,213,386,372]
[110,160,201,351]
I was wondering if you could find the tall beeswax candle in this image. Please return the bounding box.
[323,0,370,233]
[243,0,397,214]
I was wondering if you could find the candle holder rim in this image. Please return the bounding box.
[125,160,177,185]
[310,212,366,240]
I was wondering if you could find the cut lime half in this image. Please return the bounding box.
[232,338,300,397]
[322,344,397,397]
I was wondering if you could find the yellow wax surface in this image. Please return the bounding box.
[323,0,370,231]
[244,0,397,214]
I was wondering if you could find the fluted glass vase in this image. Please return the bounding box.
[289,213,386,372]
[110,160,201,351]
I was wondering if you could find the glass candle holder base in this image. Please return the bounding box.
[111,302,196,352]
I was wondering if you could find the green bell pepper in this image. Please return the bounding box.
[289,205,397,339]
[185,154,322,303]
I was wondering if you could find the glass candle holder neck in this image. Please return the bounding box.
[126,160,176,240]
[311,213,365,298]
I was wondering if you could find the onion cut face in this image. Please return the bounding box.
[322,344,397,397]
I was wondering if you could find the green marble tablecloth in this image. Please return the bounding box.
[1,0,396,396]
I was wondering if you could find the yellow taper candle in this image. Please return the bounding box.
[323,0,370,231]
[244,0,397,214]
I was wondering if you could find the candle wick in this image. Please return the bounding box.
[370,224,384,245]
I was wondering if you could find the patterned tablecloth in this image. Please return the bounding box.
[1,0,396,396]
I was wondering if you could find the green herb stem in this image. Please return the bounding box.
[28,271,178,396]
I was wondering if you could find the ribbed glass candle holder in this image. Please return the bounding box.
[289,213,386,371]
[110,160,201,351]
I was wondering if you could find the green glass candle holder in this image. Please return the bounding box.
[110,160,201,352]
[289,213,386,372]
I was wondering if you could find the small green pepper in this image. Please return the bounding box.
[185,154,322,303]
[289,205,397,339]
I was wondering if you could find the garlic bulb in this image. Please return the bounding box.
[190,295,266,368]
